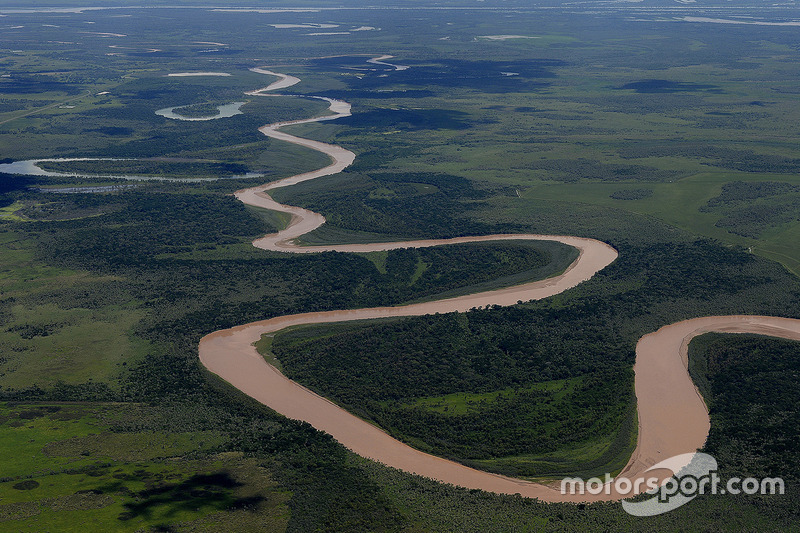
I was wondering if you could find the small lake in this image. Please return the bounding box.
[0,157,265,181]
[155,101,246,121]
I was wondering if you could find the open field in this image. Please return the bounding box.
[0,402,289,531]
[520,173,800,276]
[0,228,149,390]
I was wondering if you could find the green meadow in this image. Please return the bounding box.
[0,403,288,532]
[521,173,800,275]
[0,229,150,390]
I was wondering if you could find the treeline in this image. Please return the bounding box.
[273,307,634,405]
[699,181,800,238]
[688,333,800,526]
[270,166,694,249]
[30,190,264,263]
[272,170,501,239]
[37,159,249,180]
[17,186,576,347]
[334,107,473,131]
[714,199,800,238]
[703,181,800,208]
[272,239,800,477]
[609,188,653,200]
[524,157,680,182]
[365,240,575,304]
[618,142,800,174]
[371,369,634,477]
[7,177,800,530]
[0,175,32,208]
[172,103,223,118]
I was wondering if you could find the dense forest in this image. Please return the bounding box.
[271,239,800,478]
[271,170,506,240]
[688,333,800,526]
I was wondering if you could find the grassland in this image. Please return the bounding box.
[0,201,25,221]
[520,173,800,276]
[283,30,800,275]
[0,402,289,531]
[0,228,150,390]
[1,3,800,531]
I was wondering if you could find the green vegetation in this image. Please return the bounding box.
[356,240,578,303]
[0,229,149,389]
[609,188,653,201]
[270,240,800,478]
[0,402,289,532]
[36,159,250,180]
[701,181,800,239]
[172,103,223,119]
[1,3,800,531]
[688,333,800,526]
[0,201,26,221]
[520,174,800,276]
[272,171,499,240]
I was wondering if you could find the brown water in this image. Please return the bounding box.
[197,67,800,502]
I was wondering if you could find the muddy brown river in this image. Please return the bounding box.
[189,66,800,502]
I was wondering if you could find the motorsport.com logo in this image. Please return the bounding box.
[560,452,785,516]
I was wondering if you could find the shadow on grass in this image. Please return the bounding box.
[116,471,263,522]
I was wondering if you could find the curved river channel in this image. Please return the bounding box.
[196,66,800,502]
[16,60,796,502]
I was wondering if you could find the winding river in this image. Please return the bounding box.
[196,65,800,502]
[7,59,797,502]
